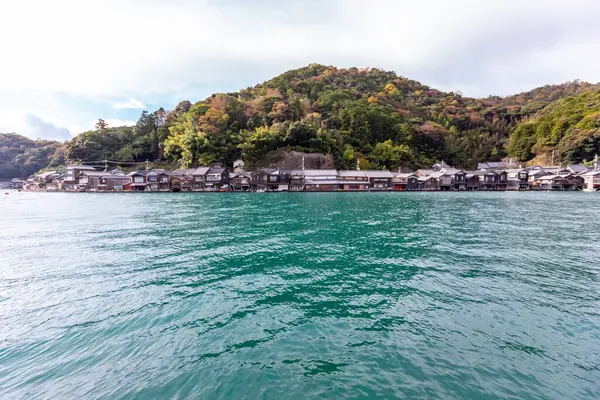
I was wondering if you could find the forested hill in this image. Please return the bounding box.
[3,65,600,178]
[508,89,600,165]
[0,133,65,180]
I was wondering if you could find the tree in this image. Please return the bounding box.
[95,119,108,133]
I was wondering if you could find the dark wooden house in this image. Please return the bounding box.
[364,170,394,190]
[205,166,230,191]
[392,173,418,191]
[267,170,291,191]
[453,170,467,191]
[251,169,275,191]
[231,172,252,191]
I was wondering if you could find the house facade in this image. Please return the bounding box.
[392,173,419,191]
[62,165,97,190]
[337,170,370,190]
[267,170,290,191]
[364,170,394,190]
[204,166,229,191]
[146,170,171,191]
[302,169,339,191]
[505,169,530,190]
[191,167,210,190]
[250,169,273,191]
[127,171,149,191]
[231,172,252,191]
[583,171,600,191]
[453,171,467,191]
[480,171,508,190]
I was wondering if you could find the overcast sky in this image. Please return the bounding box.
[1,0,599,140]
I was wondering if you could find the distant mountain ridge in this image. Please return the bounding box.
[2,64,599,178]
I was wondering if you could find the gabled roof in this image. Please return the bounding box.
[172,168,196,176]
[568,164,589,173]
[542,167,569,175]
[393,172,416,178]
[251,169,275,175]
[230,172,251,178]
[207,166,226,174]
[37,171,58,178]
[444,168,463,175]
[146,170,171,177]
[301,169,338,176]
[66,164,97,171]
[192,167,210,175]
[127,170,149,177]
[82,171,109,177]
[583,170,600,176]
[337,170,368,177]
[363,170,394,178]
[270,170,290,175]
[416,169,435,176]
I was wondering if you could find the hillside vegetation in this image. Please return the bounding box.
[508,90,600,165]
[0,133,65,179]
[3,65,599,178]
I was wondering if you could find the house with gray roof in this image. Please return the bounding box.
[583,170,600,191]
[204,165,229,191]
[392,172,418,191]
[337,170,370,190]
[363,170,394,190]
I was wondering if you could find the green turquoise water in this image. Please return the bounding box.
[1,192,599,399]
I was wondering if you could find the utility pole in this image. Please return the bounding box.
[145,160,150,171]
[301,156,305,171]
[594,154,599,171]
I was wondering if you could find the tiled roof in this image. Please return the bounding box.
[66,165,97,171]
[300,169,338,176]
[337,170,368,177]
[568,165,589,173]
[192,167,210,175]
[363,170,394,178]
[207,167,226,174]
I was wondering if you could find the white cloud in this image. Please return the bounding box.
[1,0,600,139]
[103,119,137,128]
[113,98,146,109]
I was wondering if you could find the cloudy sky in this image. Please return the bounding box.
[1,0,599,140]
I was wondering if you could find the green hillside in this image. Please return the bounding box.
[508,90,600,165]
[0,133,66,179]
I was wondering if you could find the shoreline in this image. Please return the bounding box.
[11,189,597,194]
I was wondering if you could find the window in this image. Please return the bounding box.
[160,177,169,183]
[148,176,157,182]
[269,175,277,182]
[134,176,144,183]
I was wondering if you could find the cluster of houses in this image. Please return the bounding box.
[21,157,600,193]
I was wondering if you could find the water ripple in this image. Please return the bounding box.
[1,191,600,399]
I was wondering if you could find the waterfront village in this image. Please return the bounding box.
[12,154,600,193]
